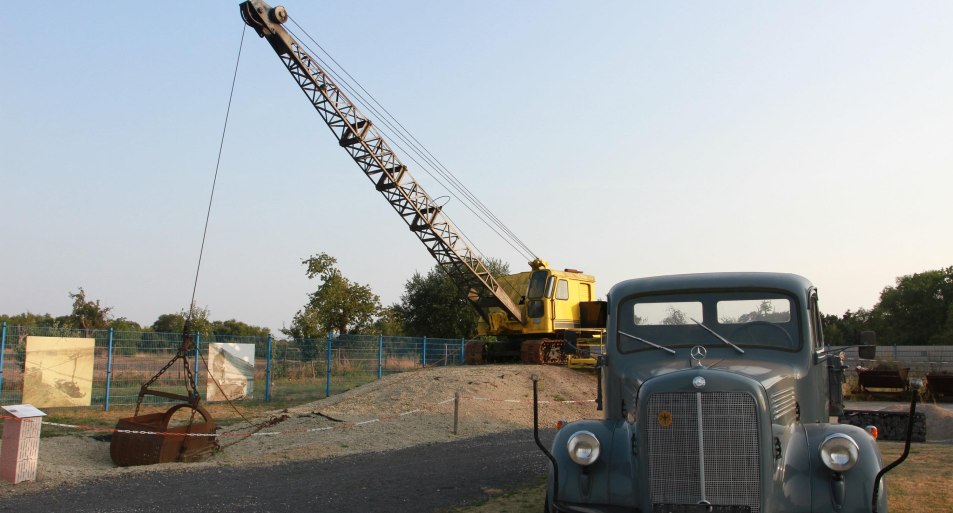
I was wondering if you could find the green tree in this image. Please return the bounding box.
[875,266,953,345]
[0,312,56,328]
[211,319,271,338]
[373,305,405,336]
[396,258,510,338]
[822,308,877,346]
[110,317,143,332]
[68,287,113,336]
[207,318,272,356]
[150,304,213,335]
[282,253,381,341]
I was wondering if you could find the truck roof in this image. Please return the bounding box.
[608,272,814,301]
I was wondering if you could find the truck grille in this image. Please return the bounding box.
[646,392,761,513]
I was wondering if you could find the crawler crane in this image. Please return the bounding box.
[240,1,606,364]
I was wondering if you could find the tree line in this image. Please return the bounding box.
[0,288,271,339]
[0,252,508,342]
[4,260,950,346]
[822,266,953,346]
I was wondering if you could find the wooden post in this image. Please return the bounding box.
[453,391,460,435]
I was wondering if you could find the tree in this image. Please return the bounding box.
[875,266,953,345]
[68,287,113,336]
[211,319,271,338]
[282,253,381,341]
[150,304,212,335]
[373,305,405,336]
[110,317,143,332]
[661,307,688,326]
[822,308,877,346]
[0,312,56,328]
[396,258,510,338]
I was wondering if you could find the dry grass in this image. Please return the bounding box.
[452,441,953,513]
[880,441,953,512]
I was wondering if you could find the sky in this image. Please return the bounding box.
[2,1,951,335]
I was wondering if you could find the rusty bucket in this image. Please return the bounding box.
[110,403,217,467]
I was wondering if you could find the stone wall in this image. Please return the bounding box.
[839,409,926,442]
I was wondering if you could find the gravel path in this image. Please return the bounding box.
[0,429,554,513]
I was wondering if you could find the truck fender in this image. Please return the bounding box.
[546,419,638,510]
[801,423,887,513]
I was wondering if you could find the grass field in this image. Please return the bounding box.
[450,441,953,513]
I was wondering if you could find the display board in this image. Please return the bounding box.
[206,343,254,401]
[22,336,95,407]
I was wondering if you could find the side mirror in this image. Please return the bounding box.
[859,331,877,360]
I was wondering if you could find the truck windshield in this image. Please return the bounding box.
[618,291,800,353]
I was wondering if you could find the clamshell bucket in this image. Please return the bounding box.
[110,402,217,467]
[110,326,218,466]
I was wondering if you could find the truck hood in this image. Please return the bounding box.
[617,355,800,417]
[637,357,799,391]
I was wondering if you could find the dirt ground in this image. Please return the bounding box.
[0,365,599,496]
[4,364,952,499]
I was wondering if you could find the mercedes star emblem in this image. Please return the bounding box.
[690,345,707,361]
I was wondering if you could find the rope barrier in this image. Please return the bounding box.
[21,395,593,438]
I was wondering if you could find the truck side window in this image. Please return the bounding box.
[544,276,556,298]
[556,279,569,300]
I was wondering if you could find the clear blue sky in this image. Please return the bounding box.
[2,1,951,334]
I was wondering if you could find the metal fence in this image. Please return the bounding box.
[0,323,468,410]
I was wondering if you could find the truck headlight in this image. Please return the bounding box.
[567,430,601,466]
[819,433,859,472]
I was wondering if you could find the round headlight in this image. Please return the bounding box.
[819,433,859,472]
[567,430,601,466]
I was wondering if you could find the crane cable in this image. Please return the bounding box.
[287,18,539,264]
[287,20,524,263]
[188,25,246,319]
[185,24,257,430]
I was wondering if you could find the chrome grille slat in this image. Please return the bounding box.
[647,392,761,513]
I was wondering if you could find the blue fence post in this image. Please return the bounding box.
[0,321,7,399]
[422,336,427,368]
[325,333,332,398]
[378,334,383,380]
[194,332,201,394]
[105,327,115,411]
[265,334,273,402]
[460,338,465,365]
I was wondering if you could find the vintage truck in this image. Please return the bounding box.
[534,272,916,513]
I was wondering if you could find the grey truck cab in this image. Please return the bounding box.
[538,272,896,513]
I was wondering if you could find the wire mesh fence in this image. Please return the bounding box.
[0,323,468,410]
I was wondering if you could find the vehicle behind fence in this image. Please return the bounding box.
[0,323,468,410]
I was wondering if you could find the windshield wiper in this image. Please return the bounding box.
[690,318,745,354]
[618,330,676,355]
